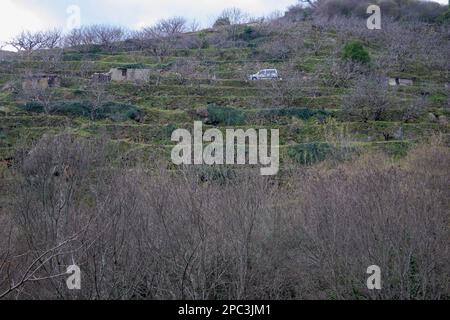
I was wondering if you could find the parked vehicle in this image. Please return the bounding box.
[249,69,282,81]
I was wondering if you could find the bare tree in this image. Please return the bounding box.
[218,7,249,25]
[43,29,63,49]
[343,75,392,122]
[153,17,187,37]
[63,28,84,48]
[189,19,201,33]
[8,31,46,53]
[91,25,125,48]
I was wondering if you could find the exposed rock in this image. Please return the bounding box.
[428,113,438,122]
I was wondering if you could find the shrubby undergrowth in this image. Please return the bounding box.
[0,134,448,300]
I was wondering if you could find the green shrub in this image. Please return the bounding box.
[117,63,148,69]
[51,101,91,117]
[18,100,142,122]
[342,41,370,64]
[238,26,262,41]
[437,10,450,25]
[288,142,334,165]
[95,102,142,121]
[207,104,246,125]
[18,102,45,113]
[430,91,448,105]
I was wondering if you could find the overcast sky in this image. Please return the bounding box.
[0,0,448,46]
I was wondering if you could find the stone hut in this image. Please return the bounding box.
[388,77,414,86]
[92,72,112,84]
[109,68,151,82]
[22,74,60,91]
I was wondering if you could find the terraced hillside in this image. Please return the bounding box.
[1,17,449,170]
[0,2,449,301]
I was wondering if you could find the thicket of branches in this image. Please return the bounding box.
[0,134,448,300]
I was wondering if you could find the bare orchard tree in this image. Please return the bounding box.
[42,29,63,49]
[21,81,57,115]
[317,57,367,89]
[91,25,125,49]
[219,7,249,25]
[8,31,46,53]
[87,81,111,121]
[140,17,187,60]
[216,8,249,41]
[153,17,187,37]
[63,28,84,48]
[343,75,392,122]
[188,19,201,33]
[9,29,63,53]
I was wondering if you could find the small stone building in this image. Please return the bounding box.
[92,72,112,84]
[388,77,414,86]
[109,68,151,82]
[22,74,61,91]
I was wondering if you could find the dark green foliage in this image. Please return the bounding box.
[19,102,45,113]
[342,41,370,64]
[379,141,411,159]
[160,124,178,140]
[94,102,142,121]
[63,52,102,62]
[238,26,262,42]
[117,63,148,69]
[288,142,334,165]
[437,10,450,25]
[18,101,142,121]
[207,104,246,125]
[52,101,91,117]
[260,108,332,121]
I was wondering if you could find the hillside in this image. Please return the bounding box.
[0,2,449,300]
[1,14,449,168]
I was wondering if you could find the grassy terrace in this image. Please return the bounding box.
[0,20,449,166]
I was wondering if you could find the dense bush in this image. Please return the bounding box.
[342,41,371,64]
[117,63,148,69]
[18,101,142,121]
[52,101,91,117]
[238,26,263,42]
[96,102,142,121]
[19,101,45,113]
[207,104,246,125]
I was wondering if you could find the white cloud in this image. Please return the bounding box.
[93,0,298,28]
[0,0,57,48]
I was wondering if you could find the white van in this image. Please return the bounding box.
[249,69,281,81]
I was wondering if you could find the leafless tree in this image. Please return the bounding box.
[64,28,84,48]
[8,31,46,53]
[189,19,201,33]
[152,17,187,37]
[343,75,392,122]
[42,29,63,49]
